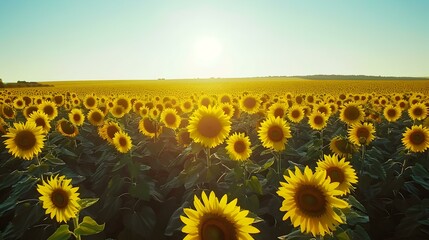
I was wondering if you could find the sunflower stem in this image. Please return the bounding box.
[359,144,366,176]
[206,147,211,169]
[400,157,408,176]
[276,151,282,176]
[73,216,81,240]
[320,129,324,156]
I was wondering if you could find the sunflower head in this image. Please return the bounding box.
[37,175,80,223]
[258,116,292,151]
[181,191,260,240]
[308,111,328,130]
[28,110,51,134]
[240,95,260,114]
[287,105,305,123]
[83,94,98,109]
[139,117,163,139]
[99,121,122,144]
[39,101,58,120]
[57,119,79,137]
[113,130,132,153]
[339,103,364,125]
[329,136,356,157]
[268,102,288,119]
[316,154,358,195]
[408,103,428,121]
[161,108,181,130]
[383,105,402,122]
[68,108,85,126]
[348,122,376,146]
[87,108,105,126]
[3,121,45,160]
[176,128,192,147]
[225,132,252,161]
[277,166,348,236]
[402,125,429,152]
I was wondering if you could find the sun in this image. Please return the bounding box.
[193,36,223,66]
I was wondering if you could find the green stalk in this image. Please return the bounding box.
[73,216,81,240]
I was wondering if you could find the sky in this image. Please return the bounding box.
[1,0,428,82]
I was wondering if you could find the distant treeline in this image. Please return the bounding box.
[1,80,53,88]
[291,75,429,80]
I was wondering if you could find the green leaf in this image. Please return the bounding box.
[43,153,66,165]
[260,157,275,172]
[347,195,367,213]
[123,207,156,237]
[246,176,263,195]
[78,198,99,210]
[74,216,105,236]
[411,164,429,190]
[47,224,72,240]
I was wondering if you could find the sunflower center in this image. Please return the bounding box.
[165,113,176,125]
[296,185,326,217]
[26,106,38,116]
[143,118,157,133]
[116,99,128,110]
[201,98,211,107]
[334,139,348,153]
[267,125,284,142]
[54,96,63,105]
[86,97,96,107]
[184,102,192,109]
[51,188,69,209]
[344,106,360,120]
[91,112,102,122]
[35,118,47,128]
[313,115,324,125]
[60,121,75,135]
[233,140,246,154]
[221,96,231,103]
[119,136,127,147]
[14,130,37,150]
[222,107,231,116]
[318,107,328,114]
[3,106,15,117]
[413,107,423,117]
[387,109,397,118]
[73,114,81,122]
[356,127,370,139]
[326,167,345,183]
[44,105,54,116]
[410,131,425,145]
[107,125,119,139]
[291,110,301,118]
[243,97,257,109]
[201,215,237,240]
[115,106,124,115]
[134,102,143,111]
[274,108,285,118]
[197,116,222,138]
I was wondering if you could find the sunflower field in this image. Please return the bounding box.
[1,79,429,240]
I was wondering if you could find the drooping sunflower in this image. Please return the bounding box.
[83,94,98,109]
[240,95,260,114]
[308,111,328,130]
[87,108,105,126]
[176,128,192,147]
[258,115,292,151]
[181,191,260,240]
[98,121,122,144]
[115,95,132,113]
[23,105,39,119]
[3,121,45,160]
[339,103,364,125]
[316,154,358,196]
[160,108,181,130]
[277,166,348,237]
[53,94,65,106]
[402,125,429,152]
[408,102,428,121]
[113,130,132,153]
[225,132,252,161]
[139,117,163,139]
[268,102,288,119]
[28,110,51,133]
[188,106,231,148]
[383,105,402,122]
[1,104,16,119]
[287,105,305,123]
[329,136,356,157]
[39,101,58,120]
[56,119,79,137]
[37,175,80,223]
[348,122,376,146]
[133,100,145,113]
[68,108,85,126]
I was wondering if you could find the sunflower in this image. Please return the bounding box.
[113,130,132,153]
[339,103,364,125]
[39,101,58,120]
[160,108,181,130]
[23,105,40,119]
[71,97,81,107]
[37,175,80,223]
[240,95,260,114]
[348,122,375,146]
[287,105,305,123]
[258,116,291,151]
[87,108,105,126]
[1,104,16,119]
[13,97,26,109]
[139,117,162,139]
[383,105,402,122]
[188,106,231,148]
[308,111,328,130]
[56,119,79,137]
[277,166,348,237]
[219,93,233,104]
[225,132,252,161]
[198,94,213,108]
[0,117,6,134]
[314,103,331,117]
[53,94,65,106]
[329,136,356,157]
[219,103,235,119]
[176,128,192,147]
[98,121,122,144]
[139,106,150,118]
[181,99,194,113]
[83,94,98,109]
[28,110,51,133]
[149,108,160,119]
[402,125,429,152]
[68,108,85,126]
[316,154,358,196]
[110,104,126,118]
[181,191,259,240]
[3,121,45,160]
[268,102,288,119]
[408,102,428,121]
[133,100,145,113]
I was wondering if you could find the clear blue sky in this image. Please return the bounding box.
[1,0,428,82]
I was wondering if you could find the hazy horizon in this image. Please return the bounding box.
[1,0,429,83]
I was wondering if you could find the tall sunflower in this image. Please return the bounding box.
[225,132,252,161]
[181,191,259,240]
[23,105,39,119]
[56,119,79,137]
[115,95,132,113]
[37,175,80,223]
[98,121,122,144]
[402,125,429,152]
[308,111,328,130]
[28,110,51,134]
[408,103,428,121]
[339,103,364,125]
[316,154,358,196]
[329,136,356,157]
[188,106,231,148]
[348,122,375,146]
[68,108,85,126]
[258,116,292,151]
[160,108,181,130]
[113,130,132,153]
[277,166,348,237]
[3,121,45,160]
[383,105,402,122]
[139,117,163,139]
